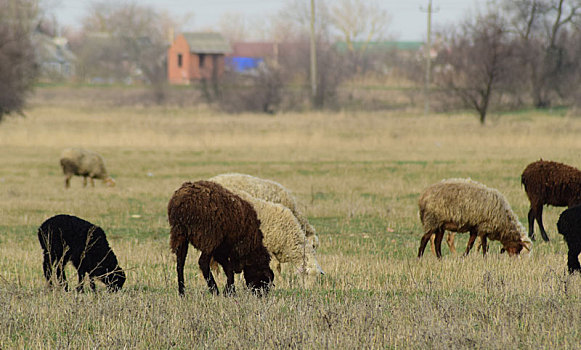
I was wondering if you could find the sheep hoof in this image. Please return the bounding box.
[224,285,236,296]
[209,285,220,295]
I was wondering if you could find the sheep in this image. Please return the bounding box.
[168,180,274,296]
[37,214,126,292]
[417,178,532,258]
[208,173,319,249]
[556,205,581,274]
[209,177,324,280]
[521,159,581,242]
[60,148,116,188]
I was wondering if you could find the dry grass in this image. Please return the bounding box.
[1,94,581,348]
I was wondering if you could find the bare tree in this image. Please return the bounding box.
[0,0,38,121]
[273,0,351,108]
[218,12,249,43]
[329,0,390,72]
[433,10,513,124]
[504,0,581,107]
[74,1,183,102]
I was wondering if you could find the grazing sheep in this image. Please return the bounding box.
[168,180,274,296]
[209,178,324,280]
[557,206,581,274]
[37,214,126,292]
[208,173,319,249]
[521,159,581,242]
[418,178,532,258]
[60,148,116,188]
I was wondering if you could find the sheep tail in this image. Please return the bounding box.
[169,225,187,254]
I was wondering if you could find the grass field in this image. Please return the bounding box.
[1,96,581,348]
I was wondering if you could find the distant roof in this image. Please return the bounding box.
[181,32,231,54]
[228,42,305,58]
[334,41,423,52]
[230,42,277,58]
[32,31,76,64]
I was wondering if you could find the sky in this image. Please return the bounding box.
[49,0,488,42]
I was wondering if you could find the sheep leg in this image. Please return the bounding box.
[64,175,72,188]
[534,206,550,242]
[464,232,478,256]
[567,248,581,274]
[174,240,189,296]
[433,229,445,259]
[55,265,68,291]
[76,270,86,292]
[429,234,436,256]
[214,254,236,296]
[480,236,488,256]
[418,230,435,258]
[527,208,536,240]
[198,252,219,295]
[222,263,236,296]
[83,176,88,187]
[42,253,53,285]
[273,257,282,275]
[89,177,95,187]
[446,233,456,254]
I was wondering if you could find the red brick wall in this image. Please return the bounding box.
[168,34,198,84]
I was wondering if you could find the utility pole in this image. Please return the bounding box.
[422,0,433,116]
[310,0,317,106]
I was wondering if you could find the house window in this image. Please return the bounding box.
[199,54,205,68]
[177,54,183,67]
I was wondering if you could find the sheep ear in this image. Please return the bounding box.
[522,240,532,251]
[519,240,532,254]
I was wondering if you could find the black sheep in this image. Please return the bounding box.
[521,160,581,242]
[557,206,581,274]
[37,214,126,291]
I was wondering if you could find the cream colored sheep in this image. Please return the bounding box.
[208,173,319,249]
[60,148,115,188]
[209,178,324,280]
[418,178,532,258]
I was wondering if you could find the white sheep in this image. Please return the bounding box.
[209,177,324,280]
[418,178,532,258]
[60,148,115,188]
[208,173,319,249]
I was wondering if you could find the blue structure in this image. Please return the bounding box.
[226,57,264,72]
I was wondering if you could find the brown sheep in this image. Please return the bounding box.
[60,148,116,188]
[521,160,581,242]
[168,180,274,296]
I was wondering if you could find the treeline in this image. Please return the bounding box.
[2,0,581,122]
[426,0,581,123]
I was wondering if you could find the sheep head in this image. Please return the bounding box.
[501,235,533,256]
[102,267,126,291]
[243,265,274,296]
[104,177,116,187]
[296,260,325,277]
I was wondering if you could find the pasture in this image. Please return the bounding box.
[1,95,580,348]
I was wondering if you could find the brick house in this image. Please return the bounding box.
[167,32,231,84]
